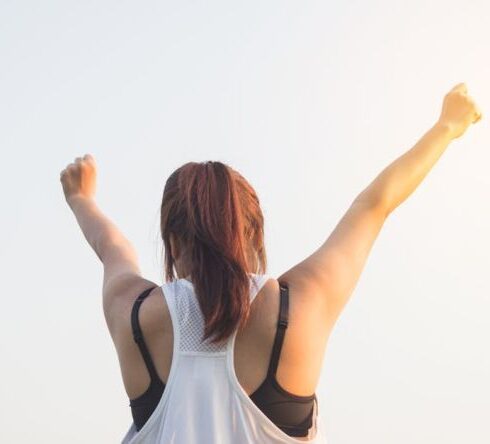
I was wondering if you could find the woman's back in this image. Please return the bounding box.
[119,273,330,443]
[239,278,334,404]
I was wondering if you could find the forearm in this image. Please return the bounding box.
[357,121,453,215]
[67,195,132,262]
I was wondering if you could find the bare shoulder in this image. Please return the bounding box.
[276,197,388,332]
[104,276,170,346]
[248,276,333,394]
[253,275,331,329]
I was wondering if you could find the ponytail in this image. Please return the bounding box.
[160,161,267,344]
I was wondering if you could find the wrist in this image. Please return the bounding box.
[433,120,454,141]
[67,194,94,211]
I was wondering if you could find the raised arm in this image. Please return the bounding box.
[279,83,482,326]
[359,83,482,216]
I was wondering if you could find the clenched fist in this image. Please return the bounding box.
[437,82,482,140]
[60,154,97,205]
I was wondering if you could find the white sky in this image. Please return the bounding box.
[1,1,490,442]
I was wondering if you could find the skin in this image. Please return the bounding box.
[60,82,481,440]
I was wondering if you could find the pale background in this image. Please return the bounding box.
[1,1,489,443]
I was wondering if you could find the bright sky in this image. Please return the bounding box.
[2,1,490,442]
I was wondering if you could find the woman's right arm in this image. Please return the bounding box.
[279,83,482,327]
[358,82,482,217]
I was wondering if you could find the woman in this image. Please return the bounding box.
[60,82,481,443]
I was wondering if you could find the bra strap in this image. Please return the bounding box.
[131,286,160,382]
[267,282,289,377]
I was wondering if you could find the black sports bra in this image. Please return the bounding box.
[129,282,317,438]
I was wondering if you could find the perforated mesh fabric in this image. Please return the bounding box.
[173,274,266,354]
[174,280,228,353]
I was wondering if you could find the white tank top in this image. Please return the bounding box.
[121,273,328,444]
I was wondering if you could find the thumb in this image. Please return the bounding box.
[473,105,483,123]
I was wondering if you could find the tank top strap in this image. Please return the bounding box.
[161,280,181,354]
[249,273,272,302]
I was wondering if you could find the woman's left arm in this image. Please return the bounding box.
[66,193,141,275]
[60,155,143,301]
[60,153,138,264]
[61,154,161,342]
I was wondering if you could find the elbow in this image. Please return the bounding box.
[354,189,391,219]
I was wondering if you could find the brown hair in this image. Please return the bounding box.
[160,161,267,345]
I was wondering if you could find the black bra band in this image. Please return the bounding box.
[131,286,160,382]
[267,283,289,378]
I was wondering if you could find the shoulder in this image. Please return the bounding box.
[104,274,170,345]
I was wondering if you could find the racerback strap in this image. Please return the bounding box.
[131,286,160,382]
[266,282,289,378]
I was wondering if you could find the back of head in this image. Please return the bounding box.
[160,160,267,345]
